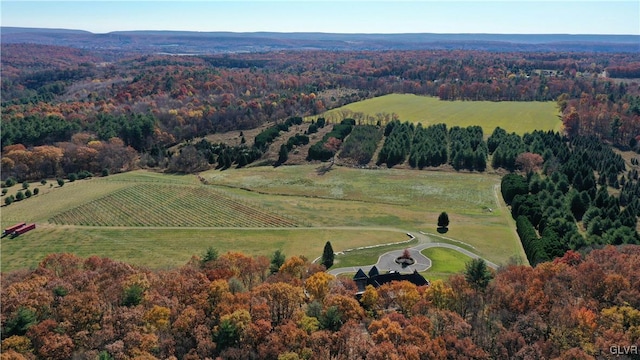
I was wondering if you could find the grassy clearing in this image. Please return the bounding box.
[0,227,405,272]
[101,170,200,185]
[203,165,522,265]
[204,165,498,215]
[309,94,561,135]
[2,165,523,272]
[421,247,471,282]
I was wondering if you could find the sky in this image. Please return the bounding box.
[1,1,639,35]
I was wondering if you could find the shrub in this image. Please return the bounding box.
[57,178,65,187]
[3,178,16,188]
[2,188,7,195]
[15,191,25,201]
[77,170,92,180]
[25,189,32,198]
[41,179,47,185]
[22,181,29,190]
[5,196,13,205]
[68,173,77,182]
[101,168,110,177]
[33,188,39,195]
[276,144,289,166]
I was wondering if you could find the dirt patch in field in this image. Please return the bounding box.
[203,123,271,148]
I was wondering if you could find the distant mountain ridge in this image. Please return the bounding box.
[2,27,639,53]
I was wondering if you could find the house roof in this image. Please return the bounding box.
[368,265,380,277]
[354,268,368,280]
[353,268,429,287]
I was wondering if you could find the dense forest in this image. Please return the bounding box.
[497,131,640,264]
[2,45,640,181]
[2,42,640,359]
[1,246,639,359]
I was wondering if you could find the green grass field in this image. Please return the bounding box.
[1,226,407,271]
[310,94,561,135]
[1,166,525,272]
[202,165,526,264]
[421,247,472,282]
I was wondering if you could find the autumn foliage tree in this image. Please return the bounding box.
[515,152,544,173]
[1,245,639,358]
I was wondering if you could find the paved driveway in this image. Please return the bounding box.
[328,232,498,276]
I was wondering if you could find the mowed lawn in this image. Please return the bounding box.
[311,94,561,135]
[421,247,472,282]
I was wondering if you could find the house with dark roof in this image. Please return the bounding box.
[353,266,429,295]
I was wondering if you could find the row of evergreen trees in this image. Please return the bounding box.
[253,116,303,151]
[449,126,487,171]
[408,123,448,169]
[376,121,413,167]
[377,121,488,171]
[338,125,383,165]
[307,119,355,161]
[189,140,263,170]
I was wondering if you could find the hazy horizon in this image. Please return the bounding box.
[4,26,640,37]
[2,1,639,36]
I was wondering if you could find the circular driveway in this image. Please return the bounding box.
[328,232,498,276]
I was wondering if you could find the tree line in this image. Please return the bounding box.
[1,245,638,359]
[4,45,639,159]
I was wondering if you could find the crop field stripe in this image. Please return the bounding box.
[49,183,300,228]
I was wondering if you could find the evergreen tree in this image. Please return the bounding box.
[270,249,286,274]
[201,246,219,266]
[437,211,450,229]
[4,306,37,337]
[319,305,342,331]
[277,144,288,166]
[464,258,493,291]
[321,241,335,269]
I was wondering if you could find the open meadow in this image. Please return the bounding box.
[310,94,561,135]
[203,164,525,264]
[1,165,525,272]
